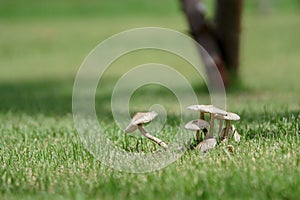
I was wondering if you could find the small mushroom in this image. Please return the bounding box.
[185,119,210,143]
[230,124,241,142]
[125,111,168,149]
[215,112,240,139]
[195,138,217,153]
[187,105,227,138]
[207,107,227,138]
[187,104,213,120]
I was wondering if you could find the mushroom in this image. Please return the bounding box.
[184,119,210,143]
[187,104,213,120]
[125,111,168,149]
[195,138,217,153]
[207,107,227,138]
[230,124,241,142]
[187,105,227,138]
[215,111,240,140]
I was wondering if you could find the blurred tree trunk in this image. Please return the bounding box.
[180,0,243,87]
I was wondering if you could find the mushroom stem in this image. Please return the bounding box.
[199,112,207,136]
[200,112,204,120]
[208,114,215,138]
[224,120,230,137]
[203,128,208,137]
[218,119,223,137]
[196,129,200,143]
[137,125,168,150]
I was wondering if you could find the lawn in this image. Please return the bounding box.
[0,0,299,199]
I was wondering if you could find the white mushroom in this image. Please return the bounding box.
[185,119,210,143]
[187,105,227,138]
[187,104,213,120]
[215,112,240,139]
[195,138,217,153]
[125,111,168,149]
[207,106,227,138]
[230,125,241,142]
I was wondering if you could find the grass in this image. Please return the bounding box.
[1,0,300,199]
[1,112,299,199]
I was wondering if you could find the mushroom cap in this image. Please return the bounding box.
[215,111,240,121]
[125,111,158,133]
[187,104,227,115]
[195,138,217,152]
[184,119,210,131]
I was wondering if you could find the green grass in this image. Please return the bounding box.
[1,112,299,199]
[1,0,300,199]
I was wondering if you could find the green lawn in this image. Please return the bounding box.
[1,1,300,199]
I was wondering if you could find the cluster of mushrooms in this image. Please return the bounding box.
[125,104,240,153]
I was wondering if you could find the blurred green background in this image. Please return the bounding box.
[1,0,300,199]
[1,0,299,115]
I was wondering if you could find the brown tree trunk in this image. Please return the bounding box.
[215,0,243,79]
[180,0,243,87]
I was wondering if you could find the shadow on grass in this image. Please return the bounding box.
[0,79,124,119]
[239,108,299,123]
[236,108,299,140]
[192,78,254,94]
[0,79,74,116]
[0,79,208,119]
[0,79,298,121]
